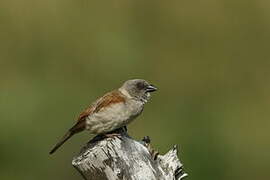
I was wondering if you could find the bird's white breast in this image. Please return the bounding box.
[85,99,144,134]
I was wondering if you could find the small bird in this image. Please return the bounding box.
[49,79,157,154]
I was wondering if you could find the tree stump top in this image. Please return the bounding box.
[72,129,187,180]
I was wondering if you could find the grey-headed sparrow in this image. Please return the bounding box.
[49,79,157,154]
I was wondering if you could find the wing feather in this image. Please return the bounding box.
[77,90,126,121]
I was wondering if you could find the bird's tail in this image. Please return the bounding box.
[49,130,73,154]
[49,120,85,155]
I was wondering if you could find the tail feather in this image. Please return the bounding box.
[49,131,73,154]
[49,119,86,155]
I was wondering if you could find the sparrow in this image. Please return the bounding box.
[49,79,157,154]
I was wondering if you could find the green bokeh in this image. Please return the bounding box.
[1,0,270,179]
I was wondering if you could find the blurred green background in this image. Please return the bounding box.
[1,0,270,179]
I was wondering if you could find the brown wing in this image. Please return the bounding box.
[93,90,126,113]
[77,90,126,122]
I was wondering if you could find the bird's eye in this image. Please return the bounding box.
[136,82,146,90]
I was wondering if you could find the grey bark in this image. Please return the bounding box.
[72,128,187,180]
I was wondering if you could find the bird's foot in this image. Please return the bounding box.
[104,133,122,139]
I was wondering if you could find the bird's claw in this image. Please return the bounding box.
[105,133,122,140]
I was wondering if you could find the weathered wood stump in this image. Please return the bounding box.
[72,128,187,180]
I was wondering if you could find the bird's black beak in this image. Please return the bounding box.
[146,84,157,92]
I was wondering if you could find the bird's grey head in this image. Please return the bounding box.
[119,79,157,103]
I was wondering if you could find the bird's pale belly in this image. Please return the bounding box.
[85,100,143,134]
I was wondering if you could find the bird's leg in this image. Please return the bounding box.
[105,127,127,139]
[103,126,128,139]
[89,132,122,143]
[104,133,122,139]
